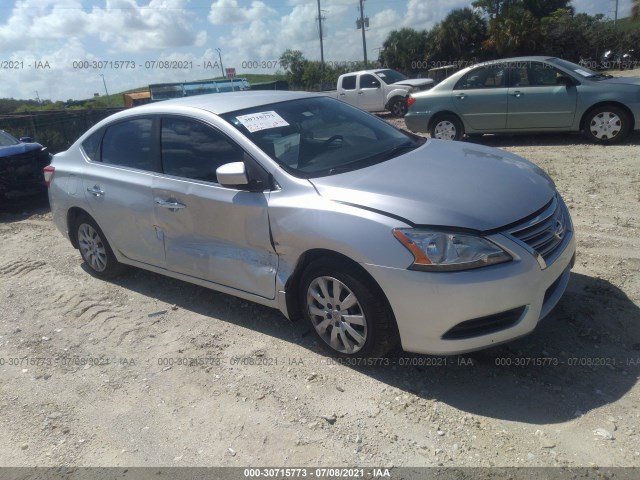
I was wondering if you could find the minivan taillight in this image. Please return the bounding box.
[407,96,416,108]
[43,165,55,186]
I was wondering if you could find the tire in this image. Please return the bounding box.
[584,105,630,144]
[74,214,124,279]
[299,259,398,359]
[389,97,408,118]
[430,114,464,141]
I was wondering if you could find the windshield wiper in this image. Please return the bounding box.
[382,141,420,158]
[325,142,419,176]
[327,166,356,175]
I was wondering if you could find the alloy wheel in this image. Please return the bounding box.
[306,276,367,354]
[78,223,108,272]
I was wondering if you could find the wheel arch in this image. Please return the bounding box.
[385,95,406,111]
[428,110,464,131]
[580,101,635,132]
[283,248,397,330]
[66,206,93,249]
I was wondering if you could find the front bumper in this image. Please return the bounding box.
[363,229,576,355]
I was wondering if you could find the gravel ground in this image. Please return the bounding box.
[0,101,639,474]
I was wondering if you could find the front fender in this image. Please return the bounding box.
[267,190,413,295]
[385,88,410,105]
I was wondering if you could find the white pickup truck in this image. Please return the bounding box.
[325,69,433,117]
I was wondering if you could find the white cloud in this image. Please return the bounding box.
[0,1,92,52]
[0,0,207,55]
[89,0,206,52]
[208,0,277,25]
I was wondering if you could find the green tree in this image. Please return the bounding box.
[279,49,306,88]
[428,8,486,62]
[482,6,541,56]
[522,0,573,18]
[473,0,572,18]
[378,28,427,73]
[540,11,598,61]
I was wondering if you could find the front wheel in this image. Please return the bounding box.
[430,114,464,141]
[584,106,630,144]
[300,260,398,358]
[389,97,408,118]
[74,214,124,279]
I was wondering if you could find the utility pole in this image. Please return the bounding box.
[317,0,325,71]
[614,0,619,24]
[215,48,225,77]
[357,0,368,67]
[99,74,110,106]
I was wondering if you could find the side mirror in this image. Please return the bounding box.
[216,162,248,188]
[19,136,34,143]
[556,75,574,87]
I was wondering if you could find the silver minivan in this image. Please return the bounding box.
[46,91,575,358]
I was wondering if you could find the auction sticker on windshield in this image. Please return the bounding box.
[236,111,290,132]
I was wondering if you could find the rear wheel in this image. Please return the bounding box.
[74,214,124,279]
[584,105,630,144]
[430,114,464,141]
[300,259,398,358]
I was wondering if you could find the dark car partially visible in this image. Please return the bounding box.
[0,130,52,201]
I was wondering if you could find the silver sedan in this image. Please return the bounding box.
[46,91,575,358]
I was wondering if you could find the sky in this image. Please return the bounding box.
[0,0,634,102]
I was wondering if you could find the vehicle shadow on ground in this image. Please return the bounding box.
[108,266,638,425]
[462,130,640,148]
[368,271,640,424]
[0,193,50,221]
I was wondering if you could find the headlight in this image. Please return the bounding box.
[393,229,512,272]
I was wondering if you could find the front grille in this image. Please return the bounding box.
[508,195,570,268]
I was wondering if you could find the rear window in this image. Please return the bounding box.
[101,118,153,170]
[341,75,357,90]
[81,129,104,162]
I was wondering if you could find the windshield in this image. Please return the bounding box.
[375,69,408,84]
[222,96,421,178]
[547,58,604,79]
[0,130,20,147]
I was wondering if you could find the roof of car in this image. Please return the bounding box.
[128,90,319,116]
[483,56,554,63]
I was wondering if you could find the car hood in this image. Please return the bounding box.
[597,76,640,86]
[392,78,434,88]
[309,140,556,231]
[0,142,44,158]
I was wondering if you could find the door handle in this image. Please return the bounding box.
[339,93,346,96]
[512,91,523,97]
[455,93,466,100]
[358,92,364,95]
[155,198,186,210]
[86,185,104,197]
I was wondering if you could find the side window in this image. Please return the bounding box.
[101,118,153,170]
[81,128,104,162]
[161,117,244,183]
[341,75,357,90]
[359,74,380,89]
[508,64,529,87]
[455,66,507,90]
[526,62,565,86]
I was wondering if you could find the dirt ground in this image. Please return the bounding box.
[0,100,639,473]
